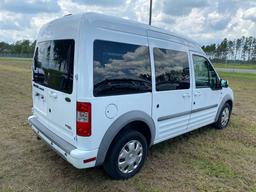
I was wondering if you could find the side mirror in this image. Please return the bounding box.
[210,77,222,90]
[221,79,229,88]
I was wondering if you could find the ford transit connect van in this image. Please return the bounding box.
[28,13,234,179]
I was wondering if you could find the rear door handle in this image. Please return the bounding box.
[182,93,191,98]
[194,91,201,97]
[49,91,57,99]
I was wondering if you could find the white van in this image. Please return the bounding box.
[28,13,234,179]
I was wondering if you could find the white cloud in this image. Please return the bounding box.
[162,0,209,16]
[207,12,230,31]
[72,0,124,7]
[152,0,256,44]
[0,0,255,45]
[243,7,256,22]
[0,0,61,14]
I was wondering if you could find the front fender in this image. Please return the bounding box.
[215,88,234,122]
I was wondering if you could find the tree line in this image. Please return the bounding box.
[0,40,36,57]
[1,37,256,64]
[202,36,256,64]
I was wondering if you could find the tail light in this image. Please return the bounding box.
[76,102,91,136]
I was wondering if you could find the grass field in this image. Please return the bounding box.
[1,59,256,192]
[214,63,256,70]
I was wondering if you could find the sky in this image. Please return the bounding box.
[0,0,256,45]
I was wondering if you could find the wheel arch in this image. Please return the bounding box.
[95,110,155,166]
[215,95,233,122]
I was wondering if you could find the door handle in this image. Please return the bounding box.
[182,93,191,98]
[194,91,201,97]
[49,91,57,99]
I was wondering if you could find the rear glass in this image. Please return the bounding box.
[33,39,74,94]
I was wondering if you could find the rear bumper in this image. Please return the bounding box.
[28,115,98,169]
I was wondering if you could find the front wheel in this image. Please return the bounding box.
[215,103,231,129]
[103,129,148,180]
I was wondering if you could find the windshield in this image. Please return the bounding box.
[33,39,74,94]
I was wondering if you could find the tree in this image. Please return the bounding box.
[0,39,36,57]
[241,36,248,61]
[227,40,234,60]
[235,38,242,60]
[202,43,216,59]
[248,36,254,61]
[201,36,256,64]
[252,38,256,62]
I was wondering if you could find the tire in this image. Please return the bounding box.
[103,129,148,180]
[215,103,231,129]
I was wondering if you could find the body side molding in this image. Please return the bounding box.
[158,104,218,122]
[191,104,218,114]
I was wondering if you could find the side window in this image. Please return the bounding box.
[154,48,190,91]
[93,40,151,97]
[192,55,218,89]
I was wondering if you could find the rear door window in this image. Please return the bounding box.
[93,40,151,97]
[33,39,74,94]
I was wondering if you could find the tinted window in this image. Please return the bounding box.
[154,48,190,91]
[193,55,218,88]
[33,40,74,94]
[93,40,151,97]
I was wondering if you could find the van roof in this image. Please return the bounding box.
[40,12,204,53]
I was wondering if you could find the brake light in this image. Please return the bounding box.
[76,102,91,136]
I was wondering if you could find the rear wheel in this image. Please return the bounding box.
[103,129,148,180]
[215,103,231,129]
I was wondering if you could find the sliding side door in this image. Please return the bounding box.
[149,37,192,143]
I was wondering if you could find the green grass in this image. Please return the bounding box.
[0,56,32,60]
[192,158,235,178]
[0,57,32,65]
[219,71,256,80]
[214,63,256,70]
[0,58,256,192]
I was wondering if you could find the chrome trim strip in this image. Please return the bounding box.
[191,104,218,114]
[158,111,191,122]
[158,104,218,122]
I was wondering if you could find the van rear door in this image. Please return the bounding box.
[33,39,77,144]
